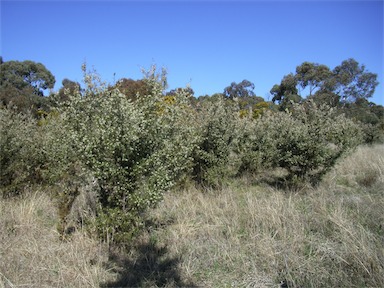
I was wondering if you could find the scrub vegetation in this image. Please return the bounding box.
[1,58,383,287]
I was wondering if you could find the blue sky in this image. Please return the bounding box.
[1,0,383,105]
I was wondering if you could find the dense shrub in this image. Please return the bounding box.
[359,121,384,144]
[0,108,47,197]
[191,96,238,187]
[40,114,90,236]
[1,63,370,246]
[238,102,363,187]
[57,69,197,244]
[0,105,88,235]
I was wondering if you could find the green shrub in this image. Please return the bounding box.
[239,102,363,188]
[191,96,238,187]
[0,108,47,197]
[0,104,89,238]
[359,121,384,144]
[57,69,197,245]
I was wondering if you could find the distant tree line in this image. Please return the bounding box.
[1,57,383,144]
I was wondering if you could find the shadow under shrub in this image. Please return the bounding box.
[101,241,196,288]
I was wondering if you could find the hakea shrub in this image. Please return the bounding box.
[37,110,90,238]
[238,101,363,188]
[57,68,198,244]
[0,102,90,238]
[191,96,239,188]
[0,108,45,196]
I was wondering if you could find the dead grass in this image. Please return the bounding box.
[1,144,383,287]
[325,144,384,193]
[147,144,384,287]
[0,190,114,288]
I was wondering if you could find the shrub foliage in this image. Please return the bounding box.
[0,66,366,244]
[191,96,238,187]
[238,102,363,187]
[54,69,196,243]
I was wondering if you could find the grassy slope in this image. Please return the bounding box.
[1,144,383,287]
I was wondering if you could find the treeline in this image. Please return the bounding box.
[0,57,382,245]
[1,57,383,143]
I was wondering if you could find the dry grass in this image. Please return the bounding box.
[148,144,384,287]
[1,144,383,287]
[0,190,114,288]
[324,144,384,193]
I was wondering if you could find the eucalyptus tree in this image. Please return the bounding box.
[270,73,301,110]
[295,62,332,97]
[0,59,55,96]
[331,58,378,103]
[223,79,256,99]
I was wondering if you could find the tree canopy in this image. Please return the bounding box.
[295,62,332,96]
[223,80,256,99]
[331,58,378,102]
[56,79,82,102]
[271,58,379,107]
[113,78,153,101]
[270,73,301,110]
[0,60,55,96]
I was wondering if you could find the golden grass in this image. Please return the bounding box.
[1,144,383,287]
[148,144,384,287]
[0,190,114,288]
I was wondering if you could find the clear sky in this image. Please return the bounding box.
[1,0,383,105]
